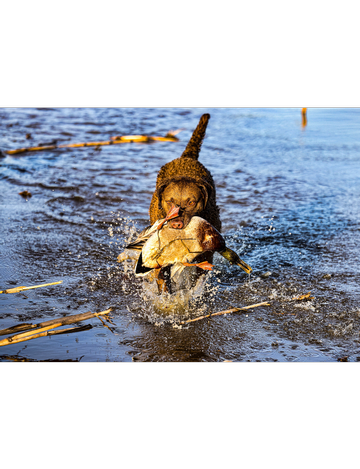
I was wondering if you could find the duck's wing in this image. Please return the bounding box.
[125,220,163,251]
[117,249,140,263]
[134,252,156,277]
[125,226,152,251]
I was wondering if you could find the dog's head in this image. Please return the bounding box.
[157,176,212,229]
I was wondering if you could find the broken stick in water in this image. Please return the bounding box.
[179,301,271,325]
[0,308,112,336]
[0,307,112,343]
[0,324,93,347]
[0,281,63,294]
[4,130,182,155]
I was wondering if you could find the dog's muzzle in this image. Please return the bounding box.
[169,217,184,229]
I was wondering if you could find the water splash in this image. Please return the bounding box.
[86,214,252,329]
[109,217,223,324]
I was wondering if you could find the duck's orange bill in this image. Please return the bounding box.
[182,261,214,271]
[157,205,180,230]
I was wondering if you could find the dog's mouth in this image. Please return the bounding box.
[169,212,194,229]
[161,204,193,230]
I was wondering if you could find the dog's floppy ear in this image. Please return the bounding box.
[196,178,215,209]
[196,183,209,209]
[156,179,173,210]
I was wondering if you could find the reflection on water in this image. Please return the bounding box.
[1,108,360,361]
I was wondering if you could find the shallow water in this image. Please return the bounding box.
[1,108,360,362]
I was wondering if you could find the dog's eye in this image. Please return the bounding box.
[188,200,196,206]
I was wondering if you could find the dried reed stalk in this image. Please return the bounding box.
[5,132,180,155]
[0,308,112,346]
[0,281,63,294]
[0,324,92,347]
[179,301,271,325]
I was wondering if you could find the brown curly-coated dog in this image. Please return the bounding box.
[149,113,221,232]
[144,113,222,292]
[120,114,251,293]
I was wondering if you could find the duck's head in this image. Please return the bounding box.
[219,247,252,274]
[191,217,253,274]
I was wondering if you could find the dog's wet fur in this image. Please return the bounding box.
[149,113,221,232]
[148,113,221,293]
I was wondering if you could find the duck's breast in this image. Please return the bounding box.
[142,223,203,268]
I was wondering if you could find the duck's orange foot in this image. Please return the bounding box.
[182,261,213,271]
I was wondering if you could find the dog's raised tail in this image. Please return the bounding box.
[180,113,210,160]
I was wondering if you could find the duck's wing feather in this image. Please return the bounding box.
[125,220,163,251]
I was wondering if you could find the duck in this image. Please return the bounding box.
[122,207,252,280]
